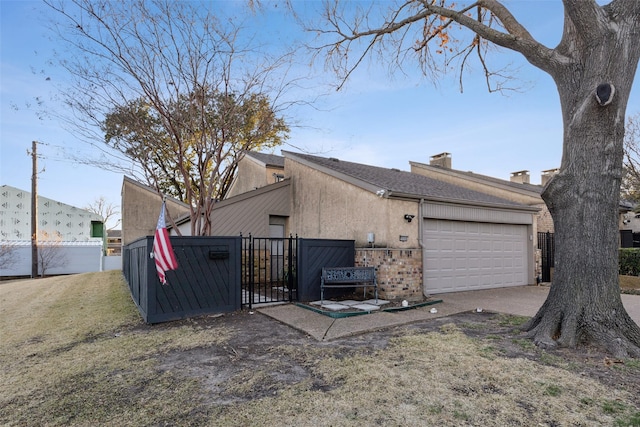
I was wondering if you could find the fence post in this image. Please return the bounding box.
[287,235,294,302]
[248,234,254,311]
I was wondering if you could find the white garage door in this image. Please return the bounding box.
[423,219,528,294]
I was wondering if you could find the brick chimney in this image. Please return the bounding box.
[510,170,530,184]
[429,152,452,169]
[541,168,559,186]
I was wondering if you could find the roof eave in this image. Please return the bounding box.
[387,191,540,213]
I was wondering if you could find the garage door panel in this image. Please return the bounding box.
[424,219,528,294]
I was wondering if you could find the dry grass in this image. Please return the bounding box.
[1,272,639,426]
[621,275,640,294]
[0,272,230,426]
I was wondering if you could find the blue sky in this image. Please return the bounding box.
[1,1,638,229]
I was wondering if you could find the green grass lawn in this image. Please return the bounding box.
[1,272,639,426]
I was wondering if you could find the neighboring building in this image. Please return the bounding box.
[106,229,122,255]
[413,153,631,243]
[410,153,554,234]
[120,176,191,246]
[203,151,539,300]
[1,185,105,242]
[0,185,106,277]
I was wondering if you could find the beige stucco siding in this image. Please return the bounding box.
[287,159,419,248]
[226,156,285,198]
[121,178,190,245]
[226,157,267,198]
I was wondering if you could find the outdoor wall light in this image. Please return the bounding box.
[404,214,415,223]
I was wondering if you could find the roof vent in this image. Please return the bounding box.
[329,157,339,162]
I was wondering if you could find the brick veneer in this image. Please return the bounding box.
[355,248,423,301]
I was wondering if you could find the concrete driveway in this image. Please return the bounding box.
[259,285,640,341]
[440,285,640,325]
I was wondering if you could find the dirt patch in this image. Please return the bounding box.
[157,311,387,406]
[157,309,640,413]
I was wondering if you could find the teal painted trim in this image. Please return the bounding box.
[295,303,372,318]
[295,298,443,318]
[382,299,442,312]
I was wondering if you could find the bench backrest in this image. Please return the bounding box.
[322,267,375,283]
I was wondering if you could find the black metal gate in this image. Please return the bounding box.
[538,232,555,283]
[242,235,298,309]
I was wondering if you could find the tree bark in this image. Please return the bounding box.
[524,5,640,357]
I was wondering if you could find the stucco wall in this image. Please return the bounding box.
[121,179,190,245]
[227,158,267,198]
[286,158,420,248]
[226,156,285,199]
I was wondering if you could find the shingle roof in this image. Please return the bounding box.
[244,151,285,168]
[424,164,544,195]
[284,151,534,210]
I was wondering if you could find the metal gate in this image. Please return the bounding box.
[242,235,298,309]
[538,232,555,283]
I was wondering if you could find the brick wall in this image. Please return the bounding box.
[536,203,554,233]
[355,248,423,301]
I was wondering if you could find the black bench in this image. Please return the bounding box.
[320,266,377,306]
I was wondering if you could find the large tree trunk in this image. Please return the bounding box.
[524,8,640,357]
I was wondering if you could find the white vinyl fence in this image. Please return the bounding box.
[0,240,120,277]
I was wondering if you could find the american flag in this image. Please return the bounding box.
[153,200,178,284]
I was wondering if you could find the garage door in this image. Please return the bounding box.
[423,219,528,294]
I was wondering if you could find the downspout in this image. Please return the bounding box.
[418,199,425,249]
[418,199,426,298]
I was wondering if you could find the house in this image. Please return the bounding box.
[205,151,539,300]
[120,176,191,246]
[0,185,106,277]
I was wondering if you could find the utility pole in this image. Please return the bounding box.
[31,140,38,278]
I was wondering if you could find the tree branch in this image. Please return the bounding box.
[425,0,564,72]
[562,0,602,41]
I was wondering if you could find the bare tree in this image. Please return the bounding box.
[0,243,19,271]
[85,197,120,230]
[622,112,640,204]
[309,0,640,356]
[37,231,68,277]
[45,0,298,236]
